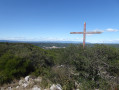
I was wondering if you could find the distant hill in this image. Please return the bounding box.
[0,40,119,48]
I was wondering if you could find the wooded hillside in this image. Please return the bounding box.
[0,42,119,89]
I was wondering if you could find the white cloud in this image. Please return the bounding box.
[88,28,119,33]
[0,37,82,42]
[86,29,104,36]
[106,28,119,32]
[92,29,104,33]
[0,37,42,41]
[87,28,119,33]
[0,37,26,41]
[87,34,93,36]
[108,39,119,42]
[98,39,119,43]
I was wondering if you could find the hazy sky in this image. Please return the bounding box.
[0,0,119,43]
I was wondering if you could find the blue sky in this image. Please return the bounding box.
[0,0,119,43]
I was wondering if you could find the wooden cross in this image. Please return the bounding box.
[70,22,102,48]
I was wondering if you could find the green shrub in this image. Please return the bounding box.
[0,53,34,84]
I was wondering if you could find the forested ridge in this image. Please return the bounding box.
[30,42,119,48]
[0,42,119,89]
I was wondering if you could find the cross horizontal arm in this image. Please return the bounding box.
[70,32,83,34]
[70,32,102,34]
[85,32,102,34]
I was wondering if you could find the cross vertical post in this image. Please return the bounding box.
[83,22,86,48]
[70,22,102,48]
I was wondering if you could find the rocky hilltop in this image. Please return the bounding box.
[0,75,63,90]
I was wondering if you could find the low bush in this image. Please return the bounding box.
[0,53,34,84]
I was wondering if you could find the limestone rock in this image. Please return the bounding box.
[34,77,42,83]
[25,76,30,82]
[56,84,62,90]
[8,87,12,90]
[27,78,35,87]
[19,79,24,85]
[16,86,19,89]
[50,84,62,90]
[32,85,41,90]
[22,83,28,87]
[0,76,63,90]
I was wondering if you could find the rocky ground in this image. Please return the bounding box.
[0,76,63,90]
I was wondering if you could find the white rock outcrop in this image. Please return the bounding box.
[50,84,62,90]
[0,76,62,90]
[16,86,19,89]
[25,76,30,82]
[32,85,41,90]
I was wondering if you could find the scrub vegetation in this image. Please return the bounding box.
[0,42,119,89]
